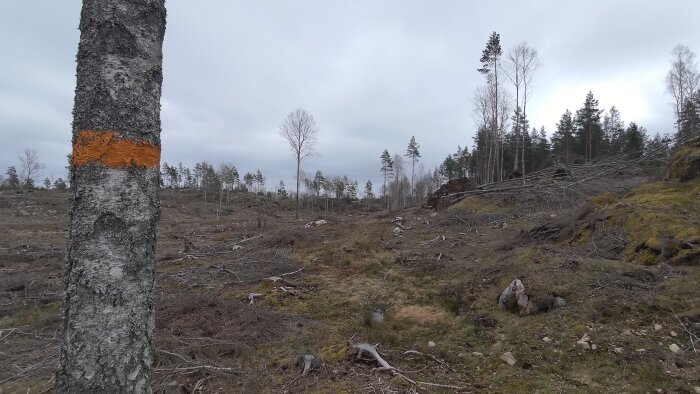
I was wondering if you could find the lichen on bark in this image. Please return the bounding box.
[57,1,166,392]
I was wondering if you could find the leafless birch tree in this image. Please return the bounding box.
[506,42,539,183]
[18,148,44,190]
[666,44,699,130]
[279,108,318,219]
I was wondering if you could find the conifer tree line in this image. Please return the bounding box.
[377,136,448,211]
[435,36,700,186]
[4,40,698,220]
[295,170,362,213]
[1,148,67,191]
[159,161,290,206]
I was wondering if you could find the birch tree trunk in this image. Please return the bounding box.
[57,1,166,392]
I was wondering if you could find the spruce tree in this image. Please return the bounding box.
[603,106,625,155]
[623,123,647,159]
[574,91,603,162]
[677,97,700,143]
[552,110,574,164]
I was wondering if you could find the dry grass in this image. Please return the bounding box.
[1,178,699,392]
[393,305,449,326]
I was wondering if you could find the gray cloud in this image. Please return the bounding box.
[1,1,699,190]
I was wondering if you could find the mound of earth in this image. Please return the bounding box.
[516,179,700,265]
[425,177,477,208]
[667,136,700,182]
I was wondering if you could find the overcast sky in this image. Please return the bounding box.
[1,1,699,191]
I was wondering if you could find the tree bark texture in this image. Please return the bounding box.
[57,1,166,392]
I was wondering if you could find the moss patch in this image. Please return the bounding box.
[666,137,700,182]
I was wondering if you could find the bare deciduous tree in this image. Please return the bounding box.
[666,44,699,130]
[506,42,539,183]
[57,0,166,392]
[18,148,44,190]
[279,108,318,219]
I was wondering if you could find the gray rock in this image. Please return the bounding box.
[669,343,682,354]
[500,352,517,365]
[498,279,534,315]
[553,296,567,308]
[371,309,384,324]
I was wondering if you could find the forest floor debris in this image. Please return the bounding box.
[1,175,699,392]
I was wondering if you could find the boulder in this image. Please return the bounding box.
[498,278,567,315]
[498,279,534,315]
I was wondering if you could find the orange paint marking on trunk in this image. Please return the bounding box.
[72,130,160,168]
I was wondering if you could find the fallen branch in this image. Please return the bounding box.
[157,349,194,365]
[236,234,264,244]
[155,365,240,374]
[162,254,198,264]
[349,343,393,370]
[278,267,305,277]
[419,236,444,246]
[669,307,698,353]
[414,380,464,390]
[348,344,464,390]
[403,350,457,372]
[0,328,17,341]
[264,267,305,284]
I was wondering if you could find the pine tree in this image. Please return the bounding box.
[243,172,254,192]
[255,169,265,192]
[277,180,287,199]
[162,162,178,188]
[439,155,459,180]
[313,170,324,197]
[454,146,471,178]
[364,180,373,199]
[6,166,20,190]
[405,136,420,201]
[53,178,68,191]
[348,180,358,200]
[477,32,504,182]
[380,150,394,211]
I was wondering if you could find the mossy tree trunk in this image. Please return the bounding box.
[57,0,166,392]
